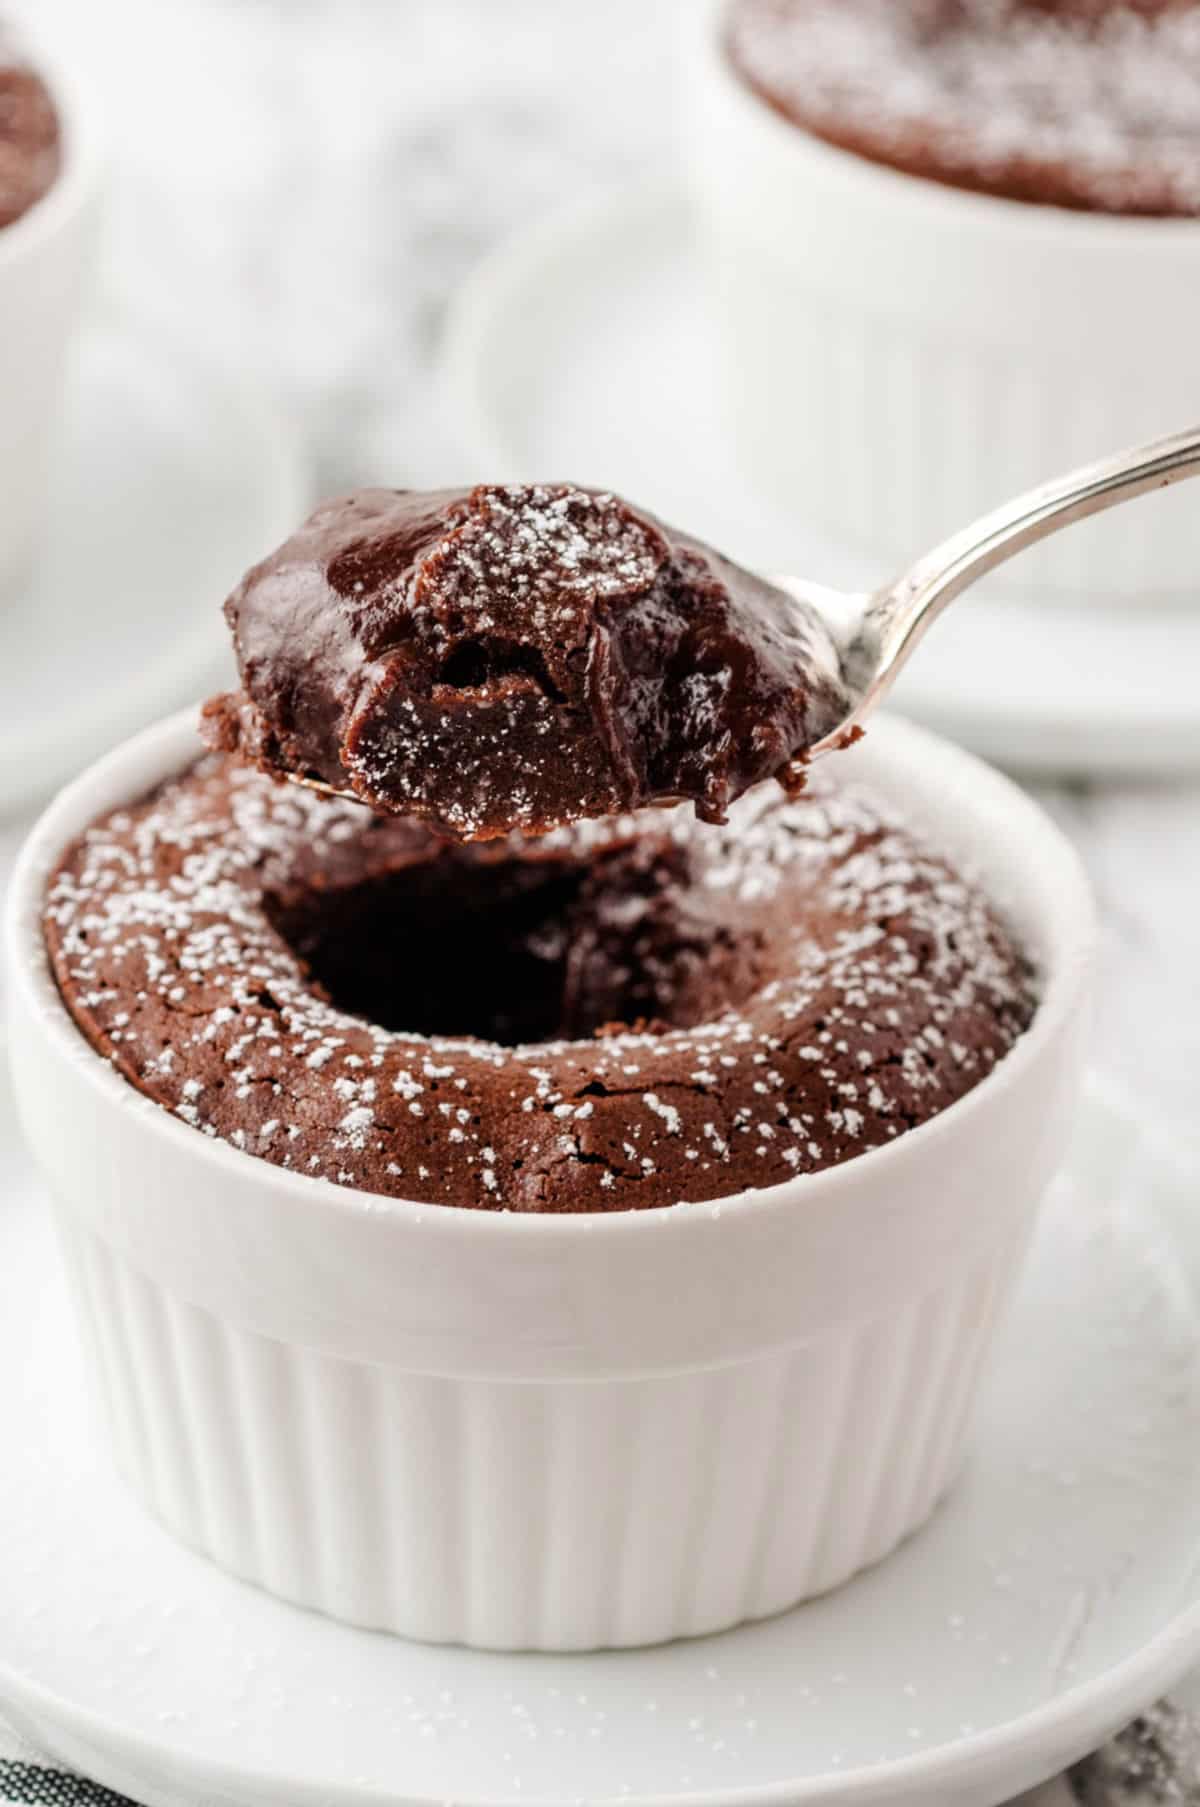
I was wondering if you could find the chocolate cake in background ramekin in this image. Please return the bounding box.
[0,30,61,230]
[726,0,1200,218]
[7,705,1093,1649]
[0,24,99,597]
[686,0,1200,608]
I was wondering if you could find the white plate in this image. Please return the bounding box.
[1,1072,1199,1807]
[0,301,307,814]
[440,185,1200,779]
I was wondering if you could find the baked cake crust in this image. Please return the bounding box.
[44,751,1037,1212]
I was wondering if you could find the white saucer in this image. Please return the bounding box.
[0,301,307,815]
[441,186,1200,779]
[1,1070,1199,1807]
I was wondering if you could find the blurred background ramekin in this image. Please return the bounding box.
[0,37,100,600]
[684,0,1200,608]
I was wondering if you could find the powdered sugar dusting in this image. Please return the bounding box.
[727,0,1200,215]
[416,484,665,641]
[43,753,1037,1212]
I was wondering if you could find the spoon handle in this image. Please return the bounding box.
[857,423,1200,705]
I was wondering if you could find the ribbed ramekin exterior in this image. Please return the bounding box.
[56,1206,1030,1651]
[686,6,1200,606]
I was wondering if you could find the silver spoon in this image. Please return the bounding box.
[786,423,1200,760]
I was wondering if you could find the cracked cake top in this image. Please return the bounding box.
[43,750,1037,1212]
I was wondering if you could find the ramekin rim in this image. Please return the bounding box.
[6,705,1096,1242]
[692,0,1200,250]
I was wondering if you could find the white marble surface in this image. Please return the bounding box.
[1,1,1198,1801]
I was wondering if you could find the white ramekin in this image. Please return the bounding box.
[684,0,1200,607]
[0,35,101,599]
[6,708,1094,1651]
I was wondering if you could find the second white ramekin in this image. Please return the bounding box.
[685,0,1200,607]
[0,35,101,600]
[6,708,1094,1650]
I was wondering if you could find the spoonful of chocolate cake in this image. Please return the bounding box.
[202,483,850,840]
[204,428,1200,841]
